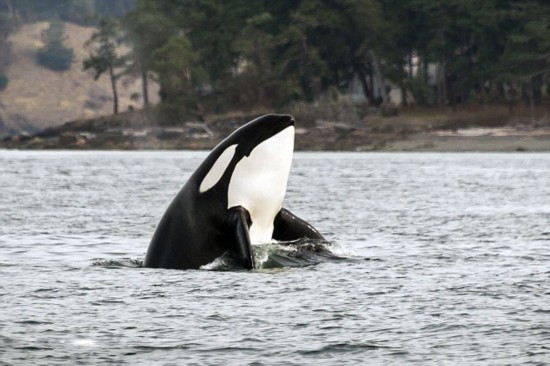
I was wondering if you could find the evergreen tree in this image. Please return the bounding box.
[178,0,256,111]
[281,0,387,104]
[152,34,208,120]
[93,0,136,19]
[122,0,173,109]
[36,20,74,71]
[83,17,126,114]
[114,0,550,114]
[499,0,550,106]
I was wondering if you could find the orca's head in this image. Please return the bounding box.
[199,114,295,193]
[199,114,296,244]
[227,114,295,158]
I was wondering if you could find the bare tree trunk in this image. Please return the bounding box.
[436,62,446,108]
[141,67,149,108]
[529,80,536,124]
[401,83,408,107]
[108,65,119,114]
[355,65,372,104]
[369,50,388,104]
[407,51,413,81]
[423,60,428,84]
[531,74,542,106]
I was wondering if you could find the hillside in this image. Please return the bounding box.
[0,21,158,137]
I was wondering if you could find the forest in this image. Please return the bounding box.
[1,0,549,121]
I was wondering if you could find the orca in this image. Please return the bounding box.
[144,114,325,270]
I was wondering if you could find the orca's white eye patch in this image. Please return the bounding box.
[199,144,237,193]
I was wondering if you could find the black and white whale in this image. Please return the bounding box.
[144,114,325,270]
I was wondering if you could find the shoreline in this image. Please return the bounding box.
[3,130,550,152]
[2,109,550,152]
[383,130,550,152]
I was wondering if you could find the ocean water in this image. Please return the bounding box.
[0,150,549,365]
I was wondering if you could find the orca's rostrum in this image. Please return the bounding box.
[144,114,325,270]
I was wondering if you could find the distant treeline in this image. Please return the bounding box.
[1,0,550,120]
[0,0,135,24]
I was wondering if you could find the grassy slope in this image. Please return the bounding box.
[0,22,158,136]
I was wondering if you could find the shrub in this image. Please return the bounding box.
[37,46,74,71]
[36,20,74,72]
[0,73,8,90]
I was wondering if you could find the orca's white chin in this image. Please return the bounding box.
[228,126,295,244]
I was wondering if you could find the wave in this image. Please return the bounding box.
[91,239,347,271]
[202,238,346,271]
[90,258,143,268]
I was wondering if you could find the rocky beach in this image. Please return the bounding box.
[2,108,550,152]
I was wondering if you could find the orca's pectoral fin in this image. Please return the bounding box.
[228,206,255,269]
[273,208,325,241]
